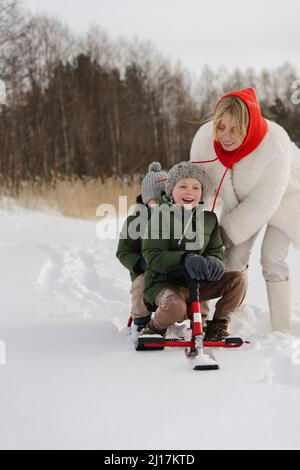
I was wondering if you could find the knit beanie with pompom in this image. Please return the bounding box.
[141,162,168,205]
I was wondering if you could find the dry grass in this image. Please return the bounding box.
[0,176,142,219]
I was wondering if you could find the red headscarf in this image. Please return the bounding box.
[213,88,268,169]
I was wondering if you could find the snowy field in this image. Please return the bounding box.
[1,201,300,450]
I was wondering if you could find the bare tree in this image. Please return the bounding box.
[1,3,300,191]
[11,14,77,92]
[0,0,23,47]
[80,25,116,70]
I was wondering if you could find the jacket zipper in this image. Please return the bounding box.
[178,212,194,247]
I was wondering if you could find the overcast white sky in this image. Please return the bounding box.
[25,0,300,74]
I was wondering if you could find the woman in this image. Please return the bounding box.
[190,88,300,333]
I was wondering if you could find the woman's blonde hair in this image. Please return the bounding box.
[213,96,250,142]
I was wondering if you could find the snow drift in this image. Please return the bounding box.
[0,202,300,450]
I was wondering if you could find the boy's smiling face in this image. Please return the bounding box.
[172,178,202,209]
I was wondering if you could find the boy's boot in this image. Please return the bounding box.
[141,319,167,338]
[204,319,230,341]
[133,314,152,333]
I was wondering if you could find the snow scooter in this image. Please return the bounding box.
[130,267,245,371]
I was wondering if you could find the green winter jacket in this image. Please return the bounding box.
[142,193,224,307]
[116,195,152,282]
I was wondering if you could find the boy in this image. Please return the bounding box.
[116,162,168,333]
[142,162,247,341]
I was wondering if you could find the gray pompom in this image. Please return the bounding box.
[148,162,162,173]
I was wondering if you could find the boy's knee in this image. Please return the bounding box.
[172,298,188,323]
[229,271,248,290]
[156,288,187,325]
[161,294,187,320]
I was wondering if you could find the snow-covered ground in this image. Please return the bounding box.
[1,201,300,450]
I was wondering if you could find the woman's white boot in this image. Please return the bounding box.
[266,279,293,334]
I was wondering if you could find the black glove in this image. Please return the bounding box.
[184,254,210,281]
[135,257,147,273]
[206,256,225,281]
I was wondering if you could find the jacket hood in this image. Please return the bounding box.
[136,194,144,205]
[214,88,268,169]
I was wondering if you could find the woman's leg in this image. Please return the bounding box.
[261,225,292,333]
[199,272,248,340]
[223,231,260,312]
[224,232,260,272]
[203,232,257,317]
[261,225,291,282]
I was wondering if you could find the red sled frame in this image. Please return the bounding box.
[128,303,244,351]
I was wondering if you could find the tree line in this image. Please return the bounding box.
[0,0,299,191]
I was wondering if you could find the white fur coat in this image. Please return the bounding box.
[190,120,300,248]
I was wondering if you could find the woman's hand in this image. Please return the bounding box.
[220,226,234,249]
